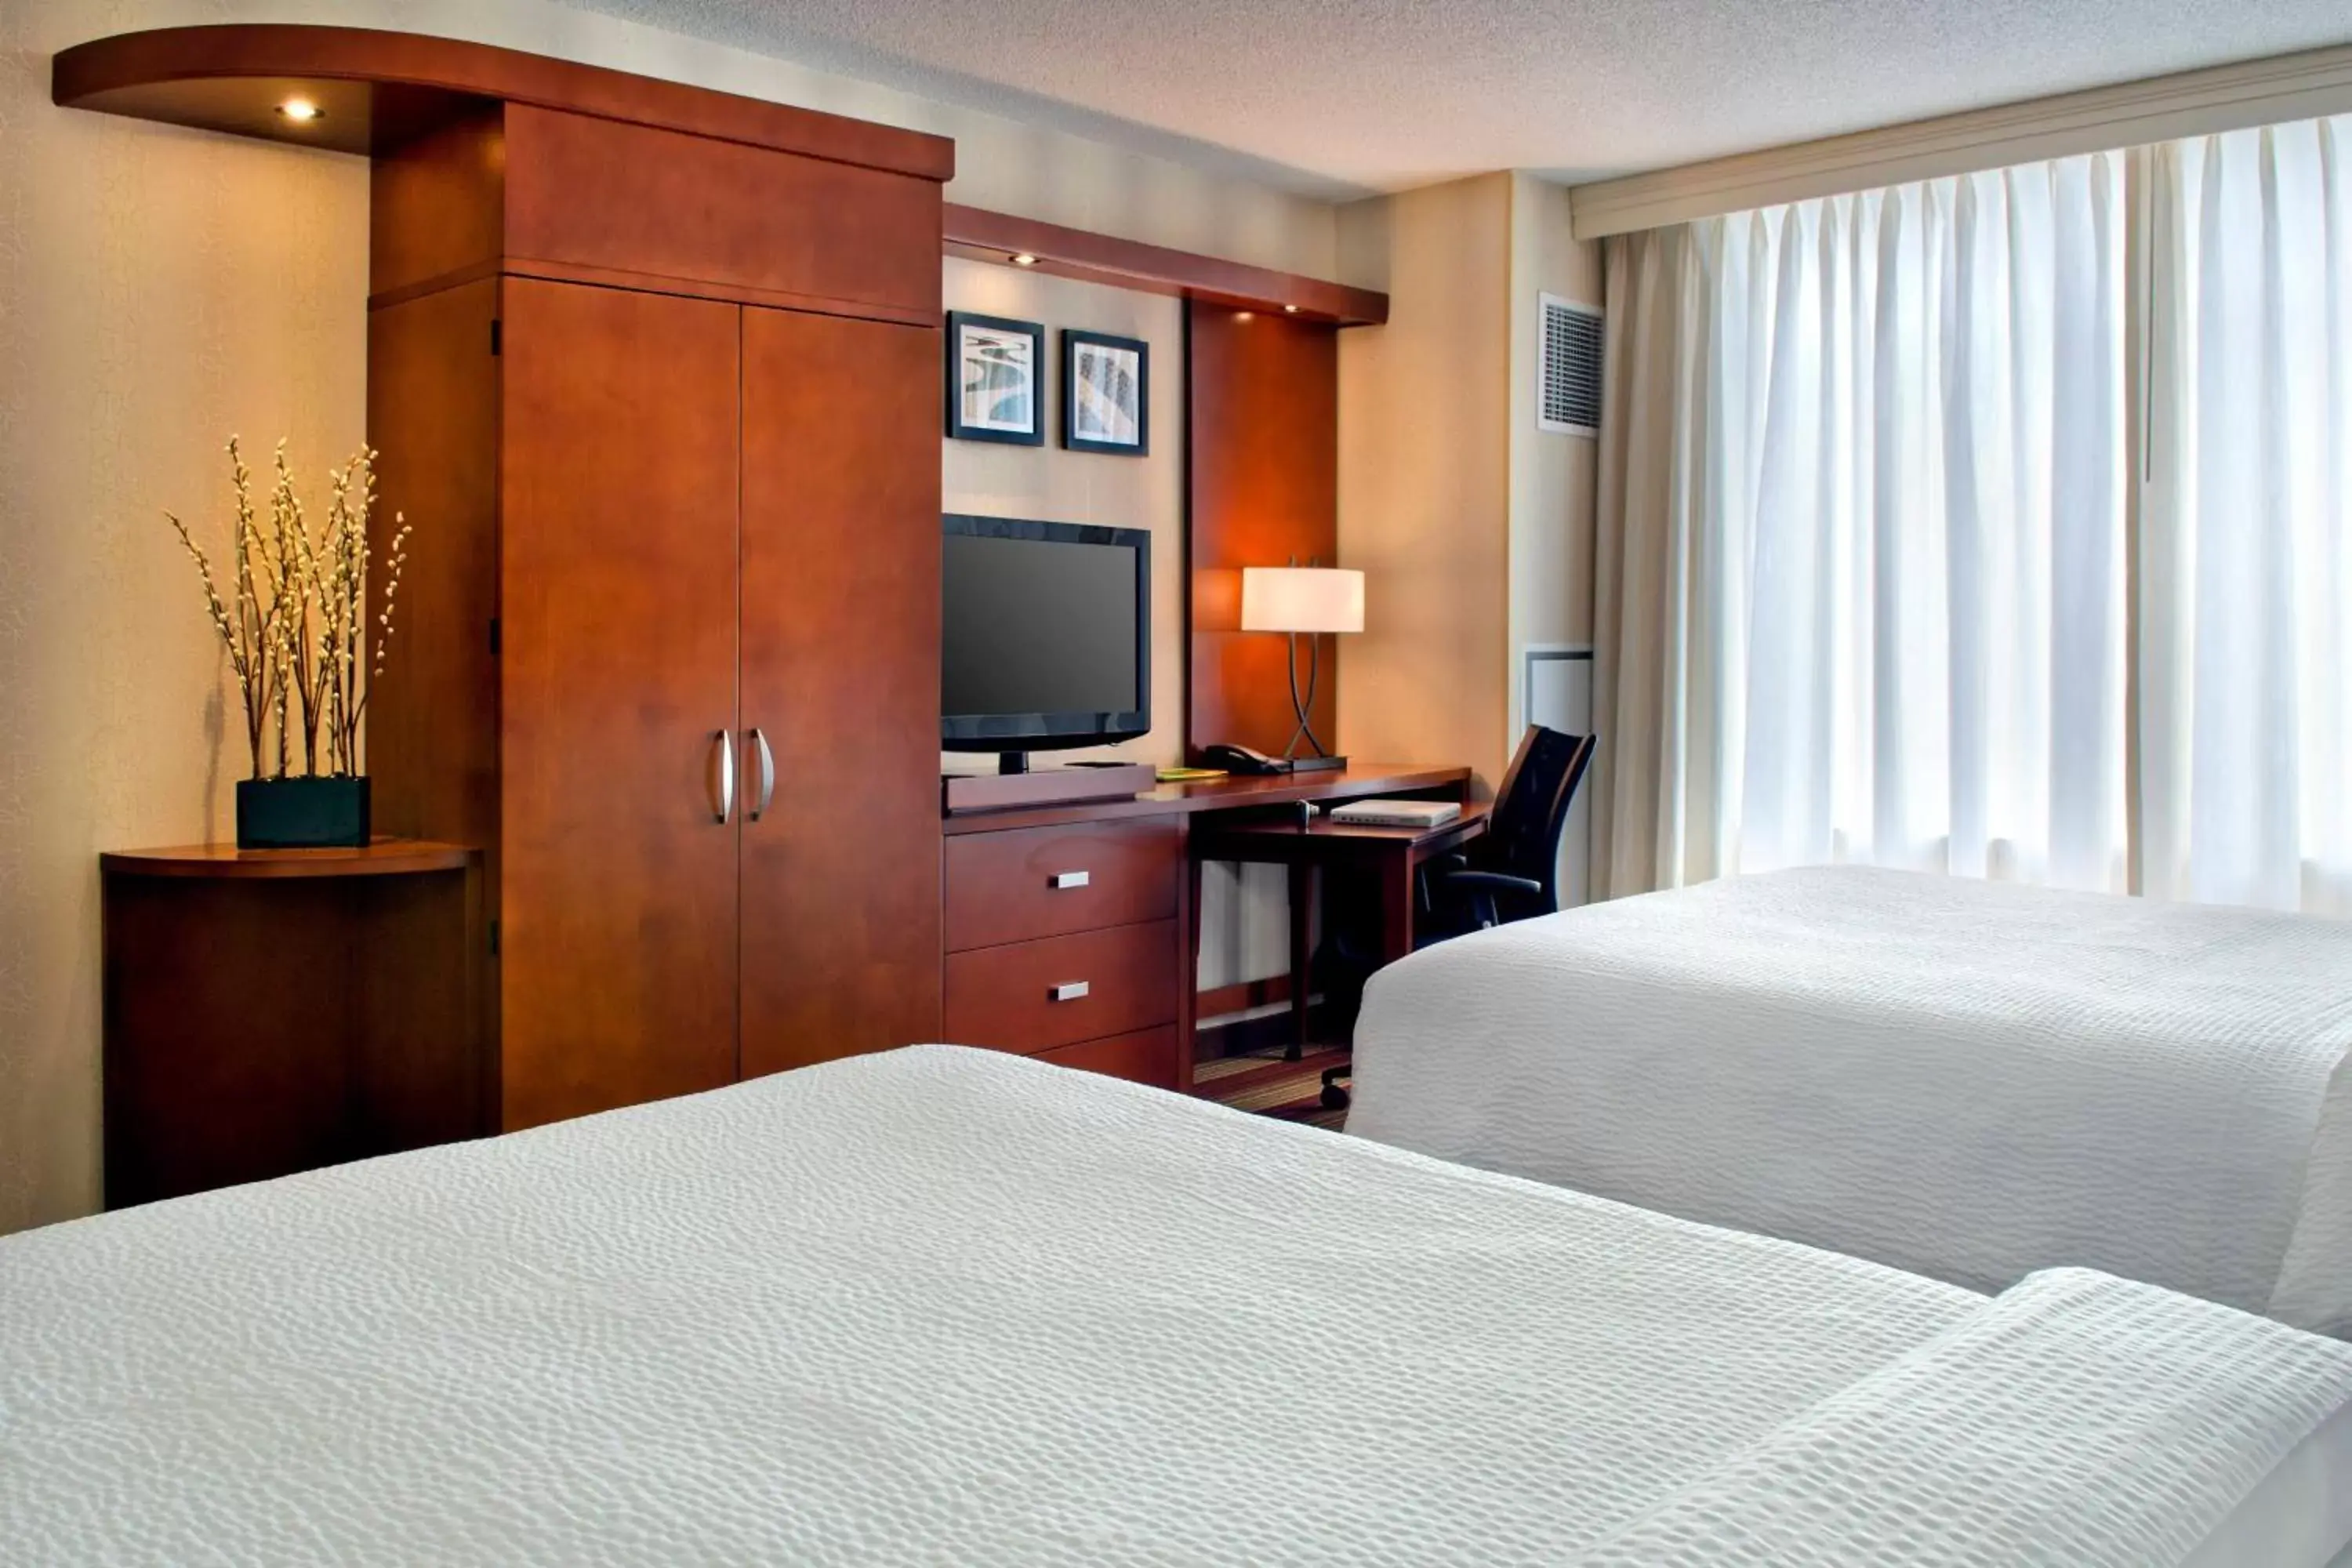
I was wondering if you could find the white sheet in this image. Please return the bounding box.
[1573,1268,2352,1567]
[2,1046,2345,1565]
[1351,866,2352,1335]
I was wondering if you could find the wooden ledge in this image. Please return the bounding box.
[945,205,1388,327]
[53,24,955,181]
[101,839,478,880]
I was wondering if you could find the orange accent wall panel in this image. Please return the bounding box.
[1187,303,1340,759]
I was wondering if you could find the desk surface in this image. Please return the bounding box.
[1193,804,1490,863]
[940,763,1471,835]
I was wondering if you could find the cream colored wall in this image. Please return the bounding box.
[939,259,1182,771]
[1506,173,1602,735]
[0,5,372,1235]
[1336,172,1601,806]
[1334,173,1516,795]
[0,0,1347,1235]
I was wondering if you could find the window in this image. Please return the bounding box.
[1595,121,2349,914]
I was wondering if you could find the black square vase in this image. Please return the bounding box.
[236,775,372,850]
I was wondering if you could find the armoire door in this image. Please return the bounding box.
[738,307,943,1075]
[499,278,743,1128]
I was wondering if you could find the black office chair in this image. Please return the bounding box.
[1317,725,1596,1109]
[1421,725,1597,937]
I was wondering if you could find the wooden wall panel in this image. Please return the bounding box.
[503,106,942,323]
[367,278,502,865]
[368,108,505,302]
[1186,303,1340,760]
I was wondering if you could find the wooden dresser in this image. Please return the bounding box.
[943,816,1189,1088]
[939,767,1472,1092]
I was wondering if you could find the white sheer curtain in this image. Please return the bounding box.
[1593,154,2129,899]
[2144,118,2352,916]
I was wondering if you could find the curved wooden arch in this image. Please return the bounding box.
[51,23,953,182]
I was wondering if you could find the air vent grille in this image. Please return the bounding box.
[1539,294,1602,437]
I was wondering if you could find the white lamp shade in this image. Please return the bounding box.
[1240,567,1364,634]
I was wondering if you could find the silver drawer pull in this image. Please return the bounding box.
[1047,981,1091,1003]
[1048,869,1091,890]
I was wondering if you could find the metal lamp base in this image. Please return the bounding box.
[1286,753,1347,772]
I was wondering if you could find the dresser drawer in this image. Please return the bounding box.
[945,921,1178,1051]
[1027,1029,1177,1090]
[944,816,1180,952]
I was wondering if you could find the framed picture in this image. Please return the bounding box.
[1062,329,1149,456]
[945,312,1045,445]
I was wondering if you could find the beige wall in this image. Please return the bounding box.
[939,259,1184,770]
[1335,172,1601,801]
[0,13,372,1235]
[1506,172,1603,732]
[1335,173,1516,794]
[0,0,1346,1235]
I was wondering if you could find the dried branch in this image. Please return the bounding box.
[163,437,416,782]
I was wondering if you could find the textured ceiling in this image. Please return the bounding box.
[556,0,2352,198]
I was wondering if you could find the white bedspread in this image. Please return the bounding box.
[1350,865,2352,1335]
[3,1046,2346,1565]
[1574,1269,2352,1566]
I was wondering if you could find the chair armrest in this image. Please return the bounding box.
[1436,869,1544,898]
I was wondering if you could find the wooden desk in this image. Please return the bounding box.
[938,765,1471,1091]
[938,762,1471,836]
[1192,807,1490,1057]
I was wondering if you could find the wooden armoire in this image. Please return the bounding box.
[365,93,953,1129]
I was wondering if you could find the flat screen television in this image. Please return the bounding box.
[941,514,1150,770]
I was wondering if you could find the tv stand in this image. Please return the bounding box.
[942,760,1158,815]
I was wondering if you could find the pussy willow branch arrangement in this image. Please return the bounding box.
[164,437,279,779]
[164,437,412,780]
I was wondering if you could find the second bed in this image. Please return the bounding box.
[1350,864,2352,1336]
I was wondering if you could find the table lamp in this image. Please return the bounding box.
[1240,564,1364,772]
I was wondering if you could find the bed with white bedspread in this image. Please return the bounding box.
[1349,864,2352,1336]
[3,1045,2348,1564]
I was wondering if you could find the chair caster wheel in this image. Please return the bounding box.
[1321,1083,1350,1111]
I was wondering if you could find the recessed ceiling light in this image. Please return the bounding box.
[275,98,324,123]
[1283,304,1299,314]
[1010,252,1038,267]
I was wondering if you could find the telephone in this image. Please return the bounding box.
[1200,742,1290,776]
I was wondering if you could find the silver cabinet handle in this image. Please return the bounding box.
[710,729,735,823]
[1047,981,1091,1002]
[1048,869,1091,890]
[748,728,776,822]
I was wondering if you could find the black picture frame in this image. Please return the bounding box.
[945,311,1046,445]
[1061,329,1150,456]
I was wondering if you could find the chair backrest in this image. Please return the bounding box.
[1479,726,1597,914]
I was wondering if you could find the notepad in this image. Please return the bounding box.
[1327,800,1461,829]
